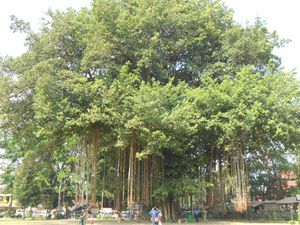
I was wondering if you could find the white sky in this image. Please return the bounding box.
[0,0,91,56]
[224,0,300,77]
[0,0,299,77]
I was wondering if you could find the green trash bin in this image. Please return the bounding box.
[187,214,193,223]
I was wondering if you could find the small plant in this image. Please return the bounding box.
[288,219,295,224]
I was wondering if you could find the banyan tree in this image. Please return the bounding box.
[1,0,299,222]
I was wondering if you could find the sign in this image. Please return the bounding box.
[102,208,112,213]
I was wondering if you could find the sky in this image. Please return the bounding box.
[0,0,91,56]
[224,0,300,77]
[0,0,299,77]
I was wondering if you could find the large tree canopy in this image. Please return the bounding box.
[0,0,299,221]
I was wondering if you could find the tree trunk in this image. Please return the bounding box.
[75,138,88,204]
[143,157,150,206]
[216,149,226,217]
[58,181,62,211]
[122,148,127,209]
[115,148,122,211]
[161,197,180,222]
[231,147,248,213]
[127,135,137,206]
[207,147,216,213]
[136,158,141,203]
[91,127,100,205]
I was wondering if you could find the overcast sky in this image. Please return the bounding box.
[0,0,299,77]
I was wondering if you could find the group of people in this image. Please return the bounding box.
[79,206,205,224]
[79,210,95,225]
[79,209,87,225]
[194,208,207,222]
[149,207,163,225]
[149,207,206,224]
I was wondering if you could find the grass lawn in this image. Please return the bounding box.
[0,219,293,225]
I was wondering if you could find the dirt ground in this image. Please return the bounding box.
[0,219,293,225]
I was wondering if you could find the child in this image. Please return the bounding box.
[90,215,94,224]
[157,212,163,225]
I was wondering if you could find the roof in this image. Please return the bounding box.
[0,193,12,197]
[277,196,300,204]
[69,203,89,212]
[252,200,277,208]
[263,200,277,204]
[252,201,263,208]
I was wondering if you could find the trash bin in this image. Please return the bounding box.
[187,214,193,223]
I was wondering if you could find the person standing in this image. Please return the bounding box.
[157,211,163,225]
[79,209,87,225]
[149,207,160,225]
[201,208,207,221]
[90,215,94,224]
[194,208,200,222]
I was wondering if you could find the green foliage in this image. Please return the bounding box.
[13,151,51,207]
[0,0,299,213]
[152,176,199,201]
[289,219,296,224]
